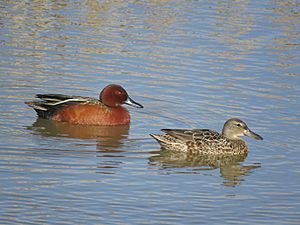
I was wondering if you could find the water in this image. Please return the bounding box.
[0,0,299,224]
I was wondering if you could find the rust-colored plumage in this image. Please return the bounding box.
[26,84,143,126]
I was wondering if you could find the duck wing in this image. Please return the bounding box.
[25,94,98,119]
[161,129,195,142]
[191,129,222,142]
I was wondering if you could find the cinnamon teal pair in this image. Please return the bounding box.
[26,85,263,155]
[150,118,263,155]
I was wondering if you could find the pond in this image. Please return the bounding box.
[0,0,299,224]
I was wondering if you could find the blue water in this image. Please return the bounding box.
[0,1,299,224]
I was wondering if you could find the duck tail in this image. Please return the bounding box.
[25,100,57,119]
[25,94,86,119]
[150,134,166,143]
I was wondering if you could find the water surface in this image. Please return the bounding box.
[0,0,300,224]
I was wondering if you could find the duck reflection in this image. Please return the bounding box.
[149,150,260,187]
[28,118,129,149]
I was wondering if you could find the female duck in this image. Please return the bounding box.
[150,118,263,155]
[26,84,143,126]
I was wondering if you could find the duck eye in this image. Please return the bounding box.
[115,90,123,96]
[236,123,242,127]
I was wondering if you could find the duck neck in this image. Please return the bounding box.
[222,130,243,140]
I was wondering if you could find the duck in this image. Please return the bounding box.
[150,118,263,155]
[26,84,143,126]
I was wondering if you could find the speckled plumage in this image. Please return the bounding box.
[151,118,263,155]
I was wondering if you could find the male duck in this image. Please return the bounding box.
[26,84,143,126]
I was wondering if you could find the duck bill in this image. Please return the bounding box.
[124,97,143,108]
[244,129,263,140]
